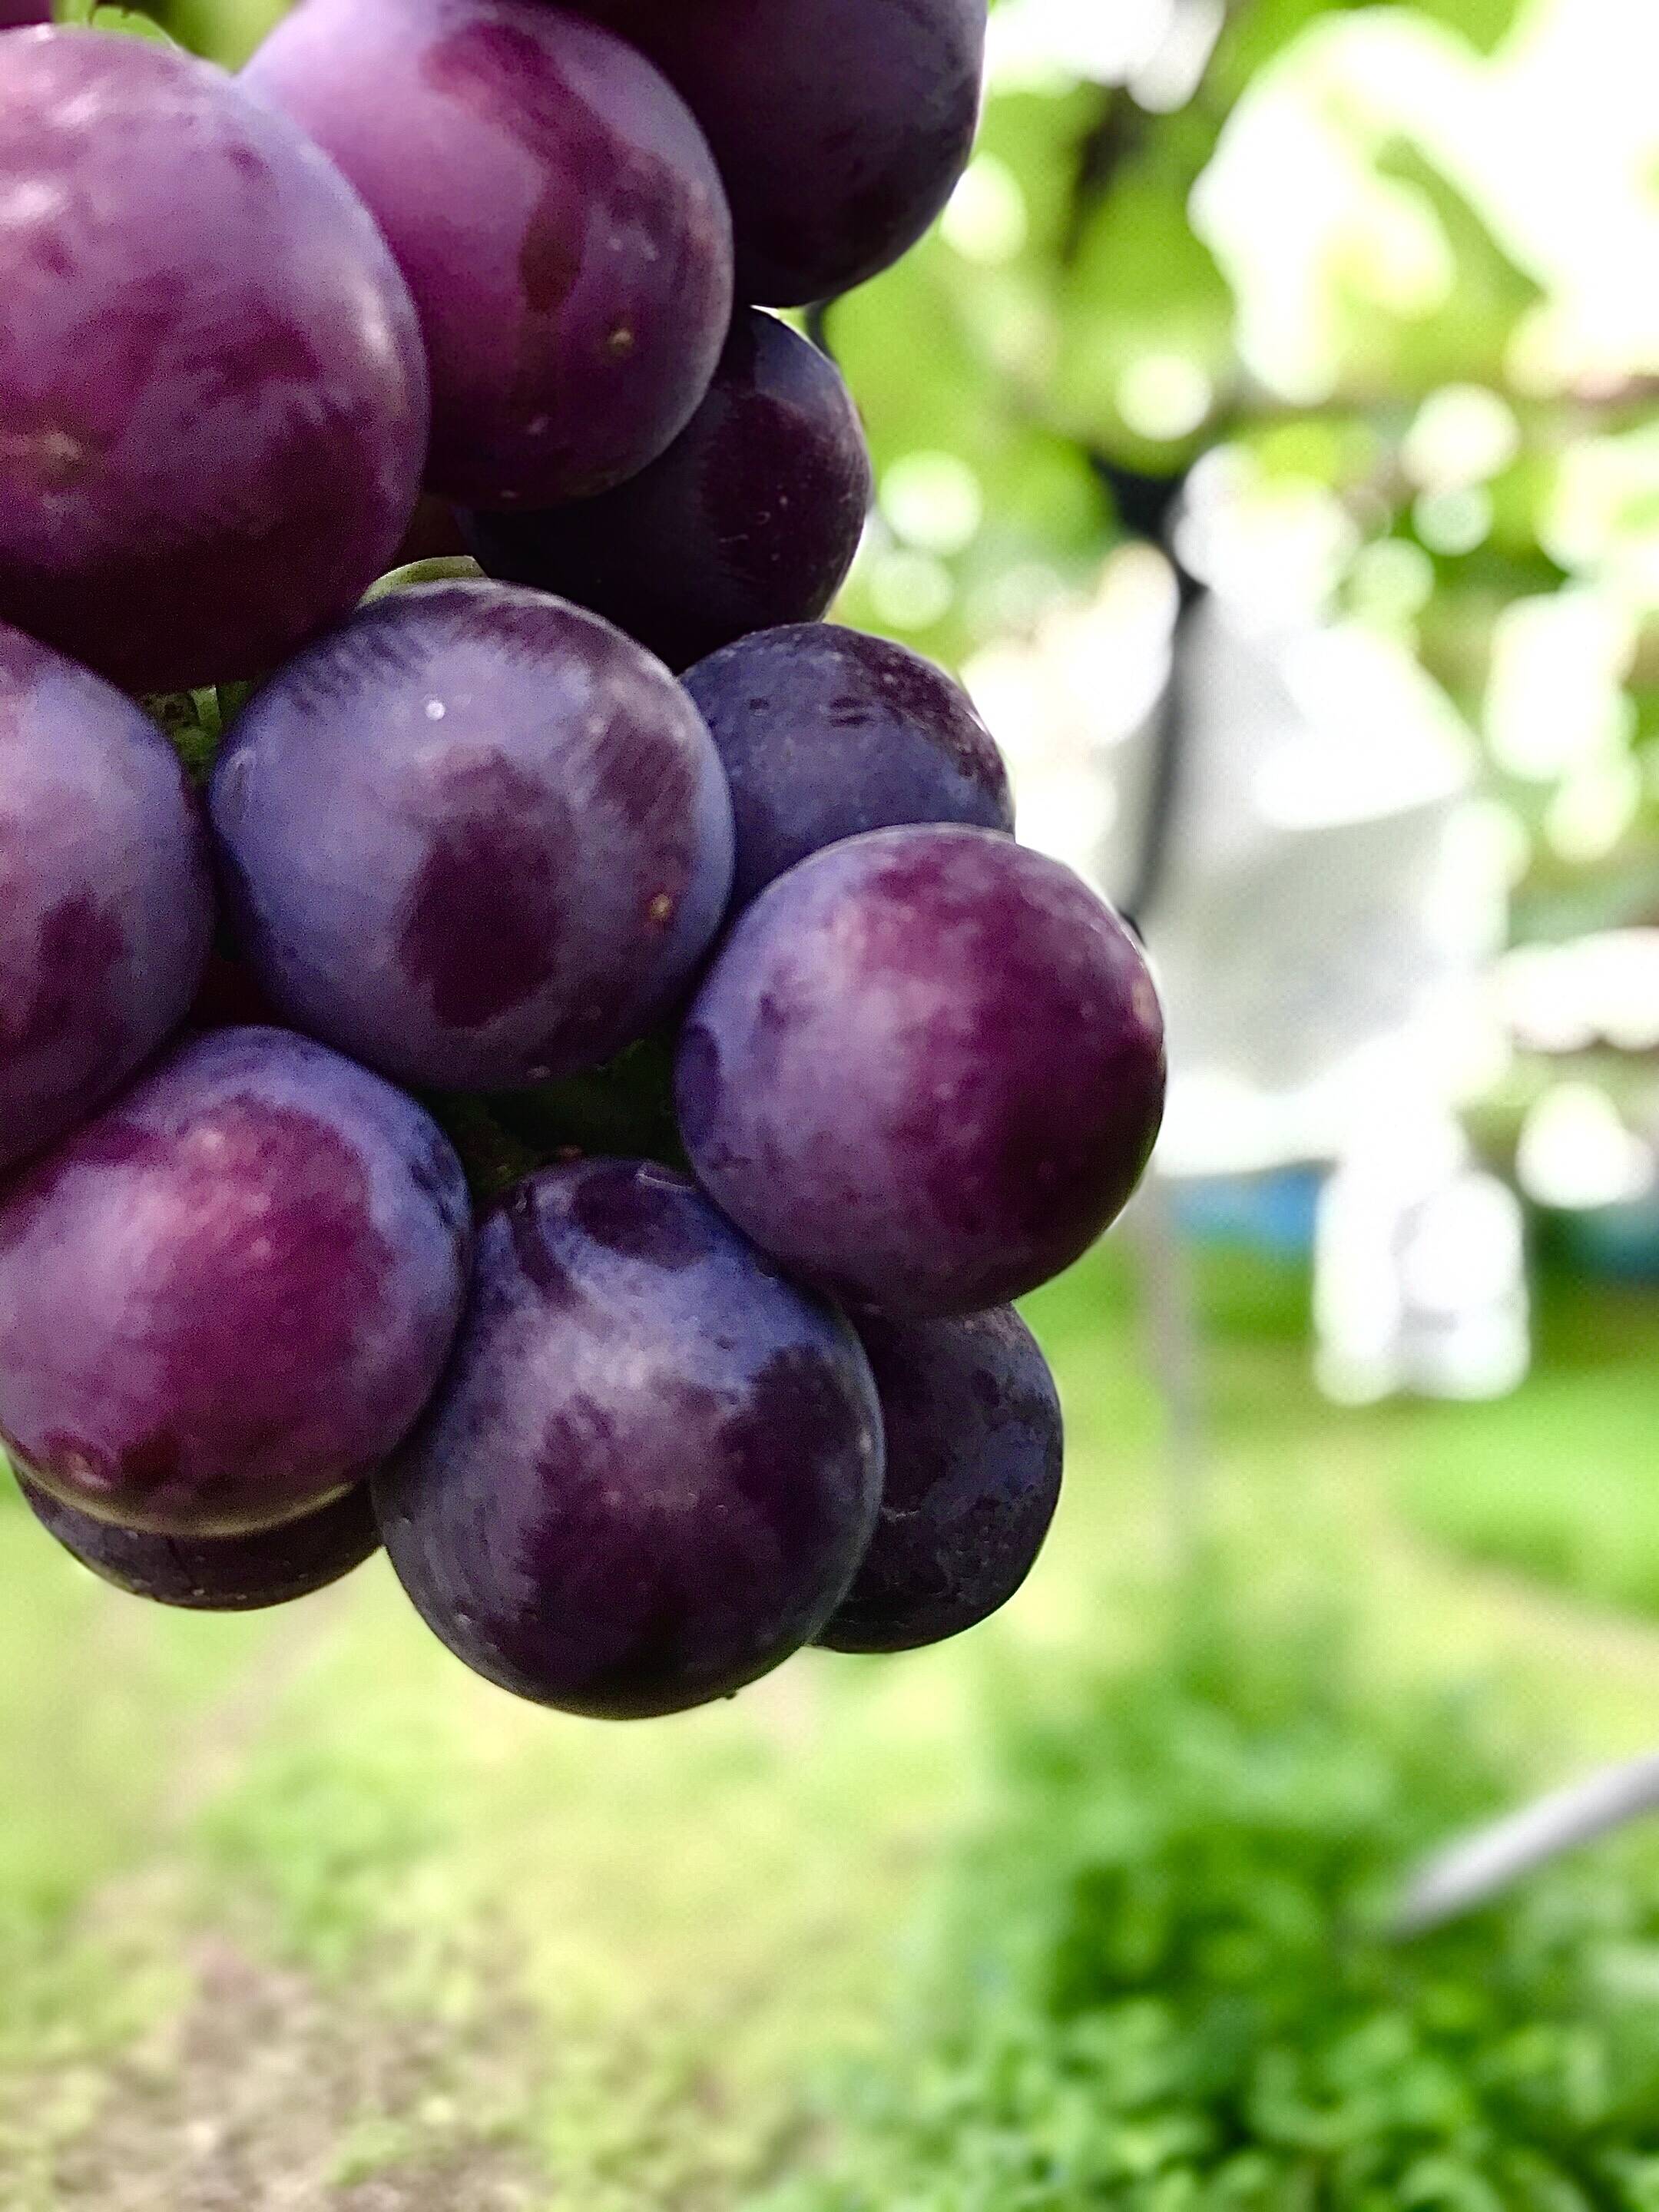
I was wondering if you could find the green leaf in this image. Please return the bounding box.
[1049,158,1237,464]
[976,83,1114,268]
[1408,0,1526,58]
[1210,0,1382,107]
[1211,0,1522,107]
[141,689,220,784]
[52,0,177,41]
[1347,139,1544,396]
[419,1095,541,1206]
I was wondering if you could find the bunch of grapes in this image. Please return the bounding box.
[0,0,1166,1719]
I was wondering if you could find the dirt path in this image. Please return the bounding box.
[13,1589,552,2212]
[20,1347,1659,2212]
[50,1936,544,2212]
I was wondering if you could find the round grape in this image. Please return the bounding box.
[0,31,428,694]
[577,0,987,306]
[0,624,214,1174]
[18,1472,380,1613]
[243,0,733,508]
[0,1028,472,1538]
[462,310,871,672]
[684,623,1013,911]
[210,582,734,1092]
[819,1306,1062,1654]
[374,1160,883,1719]
[677,826,1167,1318]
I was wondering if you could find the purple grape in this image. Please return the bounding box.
[684,624,1014,910]
[0,31,428,694]
[462,311,871,672]
[17,1472,380,1612]
[373,1160,883,1718]
[577,0,987,306]
[0,2,49,26]
[819,1307,1062,1654]
[0,625,214,1174]
[210,582,734,1092]
[243,0,733,509]
[0,1028,471,1539]
[676,826,1167,1318]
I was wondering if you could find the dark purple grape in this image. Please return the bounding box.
[677,826,1167,1318]
[374,1160,883,1718]
[243,0,733,510]
[0,1028,471,1539]
[210,583,734,1092]
[0,31,427,694]
[577,0,986,306]
[684,623,1013,910]
[462,311,871,672]
[818,1307,1061,1654]
[0,625,214,1173]
[0,2,49,27]
[17,1472,380,1612]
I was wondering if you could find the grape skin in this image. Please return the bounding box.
[684,623,1014,912]
[0,624,214,1173]
[17,1473,381,1613]
[677,826,1167,1319]
[819,1306,1063,1654]
[462,310,872,672]
[243,0,733,509]
[0,31,428,694]
[210,582,735,1093]
[374,1160,884,1719]
[0,1028,472,1540]
[575,0,988,306]
[1,0,1079,1690]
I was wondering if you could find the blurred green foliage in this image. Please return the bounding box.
[1398,1273,1659,1618]
[7,1240,1659,2199]
[765,1601,1659,2211]
[837,0,1547,652]
[826,0,1657,953]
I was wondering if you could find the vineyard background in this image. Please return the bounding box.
[6,0,1659,2204]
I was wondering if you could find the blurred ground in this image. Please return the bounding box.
[4,1235,1659,2208]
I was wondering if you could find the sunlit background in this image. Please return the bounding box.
[836,0,1659,1410]
[6,1,1659,2205]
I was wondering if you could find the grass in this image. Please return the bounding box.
[1395,1276,1659,1617]
[2,1237,1659,2204]
[760,1608,1659,2212]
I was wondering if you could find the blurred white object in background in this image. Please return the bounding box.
[967,541,1175,892]
[971,498,1528,1400]
[1134,593,1510,1182]
[1515,1080,1655,1214]
[1315,1107,1529,1404]
[1498,930,1659,1059]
